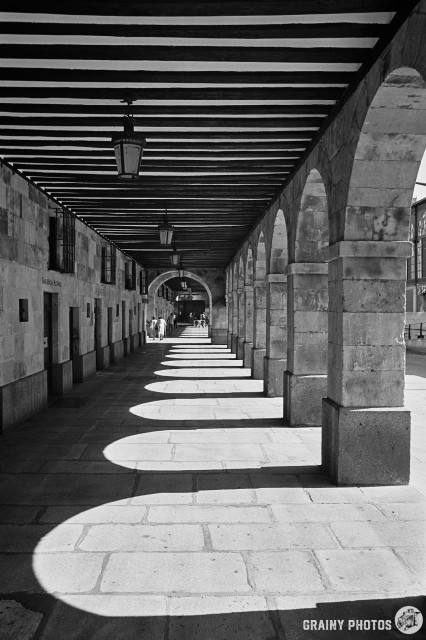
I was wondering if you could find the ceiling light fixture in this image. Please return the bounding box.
[158,206,174,246]
[170,243,180,267]
[111,99,146,180]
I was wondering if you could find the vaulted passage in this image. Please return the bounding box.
[1,3,426,637]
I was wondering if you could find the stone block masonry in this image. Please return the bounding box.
[0,163,145,432]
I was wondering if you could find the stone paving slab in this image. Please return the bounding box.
[249,550,326,593]
[0,524,84,552]
[79,523,205,552]
[40,504,148,524]
[330,519,425,548]
[209,523,337,550]
[33,552,105,593]
[0,332,424,639]
[270,503,387,522]
[40,601,166,640]
[147,505,273,523]
[315,548,423,593]
[100,552,251,593]
[0,600,42,640]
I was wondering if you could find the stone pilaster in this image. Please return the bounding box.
[264,274,287,397]
[231,290,239,353]
[252,280,267,379]
[243,286,254,368]
[237,288,245,359]
[284,263,328,426]
[322,241,411,486]
[226,293,233,348]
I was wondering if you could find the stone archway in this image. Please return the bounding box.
[323,67,426,486]
[264,209,289,397]
[284,169,329,425]
[241,246,255,367]
[252,231,267,379]
[147,270,213,336]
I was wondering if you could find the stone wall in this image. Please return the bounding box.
[0,163,145,430]
[225,2,426,485]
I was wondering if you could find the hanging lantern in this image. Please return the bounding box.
[111,100,146,180]
[181,280,187,289]
[170,244,180,267]
[178,263,184,278]
[158,207,174,245]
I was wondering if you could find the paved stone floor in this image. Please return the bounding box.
[0,328,424,639]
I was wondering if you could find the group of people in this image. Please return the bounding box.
[147,312,177,340]
[189,311,209,328]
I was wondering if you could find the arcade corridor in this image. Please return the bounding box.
[0,328,424,638]
[1,2,426,637]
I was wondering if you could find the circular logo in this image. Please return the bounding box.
[395,606,423,635]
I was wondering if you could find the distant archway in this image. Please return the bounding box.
[269,209,288,273]
[295,169,328,262]
[148,270,213,321]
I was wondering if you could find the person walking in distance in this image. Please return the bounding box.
[148,316,157,340]
[157,316,166,340]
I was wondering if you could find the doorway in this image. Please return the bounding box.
[43,292,53,389]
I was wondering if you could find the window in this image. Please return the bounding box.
[125,260,136,290]
[101,241,116,284]
[139,269,147,295]
[49,208,75,273]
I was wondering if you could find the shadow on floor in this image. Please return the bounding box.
[0,338,423,639]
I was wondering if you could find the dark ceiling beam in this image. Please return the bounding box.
[2,130,314,139]
[10,1,401,16]
[0,69,352,85]
[7,151,302,160]
[0,104,332,116]
[0,116,324,128]
[0,22,385,39]
[0,44,369,63]
[0,139,309,149]
[0,87,342,100]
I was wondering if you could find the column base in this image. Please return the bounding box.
[96,346,110,371]
[110,339,124,364]
[211,328,227,345]
[231,334,238,354]
[227,331,232,349]
[252,348,266,379]
[73,350,96,383]
[51,360,73,395]
[243,342,253,368]
[263,356,286,397]
[0,370,47,432]
[284,371,327,426]
[322,398,410,486]
[123,337,131,356]
[236,337,245,360]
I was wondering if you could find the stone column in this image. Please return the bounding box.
[226,294,233,349]
[231,290,239,353]
[243,286,254,368]
[322,240,412,486]
[284,263,328,425]
[237,288,245,360]
[252,280,267,379]
[264,274,287,397]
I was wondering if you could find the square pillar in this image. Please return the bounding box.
[284,263,328,426]
[252,280,266,380]
[243,286,254,368]
[231,290,239,353]
[322,241,412,486]
[264,274,287,397]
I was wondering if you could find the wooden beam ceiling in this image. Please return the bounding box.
[0,2,418,268]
